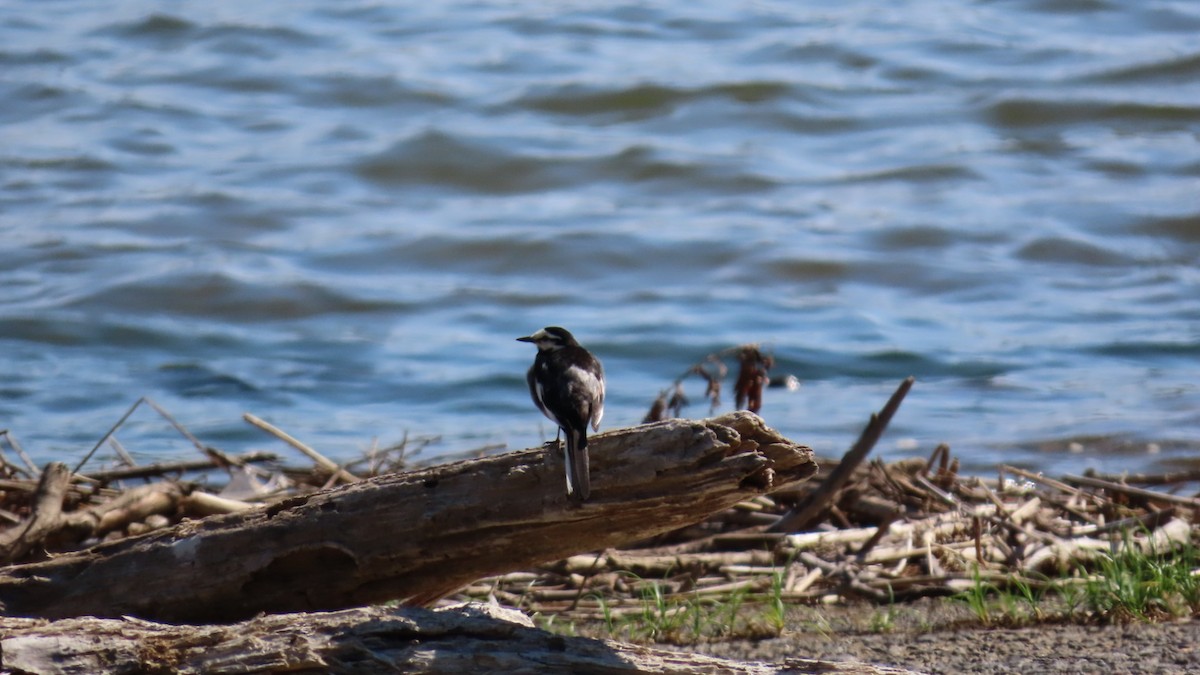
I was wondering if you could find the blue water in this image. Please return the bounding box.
[2,1,1198,478]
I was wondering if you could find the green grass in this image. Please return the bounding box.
[763,569,788,634]
[534,612,578,636]
[957,565,999,626]
[532,528,1200,645]
[866,586,900,633]
[1081,534,1200,622]
[589,573,789,644]
[955,531,1200,626]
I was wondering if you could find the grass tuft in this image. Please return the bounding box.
[1081,533,1200,622]
[954,529,1200,627]
[589,574,788,644]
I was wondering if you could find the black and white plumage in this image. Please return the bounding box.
[517,326,605,503]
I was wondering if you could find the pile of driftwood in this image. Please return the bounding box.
[453,446,1199,623]
[2,377,1197,674]
[1,406,851,674]
[0,409,819,620]
[3,383,1196,625]
[0,404,391,566]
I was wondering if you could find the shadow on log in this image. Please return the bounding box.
[0,413,816,623]
[0,603,919,675]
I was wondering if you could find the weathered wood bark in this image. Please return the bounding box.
[0,413,816,623]
[0,603,920,675]
[0,465,185,565]
[0,463,72,563]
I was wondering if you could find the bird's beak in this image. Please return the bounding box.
[516,335,535,343]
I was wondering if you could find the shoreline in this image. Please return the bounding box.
[685,599,1200,674]
[523,589,1200,673]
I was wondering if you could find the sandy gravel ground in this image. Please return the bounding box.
[681,600,1200,674]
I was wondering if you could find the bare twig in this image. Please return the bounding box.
[73,398,210,475]
[243,413,359,484]
[74,399,148,474]
[769,377,915,532]
[0,430,39,477]
[79,451,278,483]
[1063,473,1200,510]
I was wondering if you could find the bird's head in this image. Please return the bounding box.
[517,326,579,351]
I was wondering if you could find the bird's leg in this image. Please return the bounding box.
[541,427,564,452]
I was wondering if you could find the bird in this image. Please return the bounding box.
[517,326,605,503]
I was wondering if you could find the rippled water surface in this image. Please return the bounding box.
[2,1,1198,476]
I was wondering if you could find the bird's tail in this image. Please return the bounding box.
[564,428,591,504]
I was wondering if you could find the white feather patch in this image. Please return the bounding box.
[565,364,605,430]
[563,440,577,495]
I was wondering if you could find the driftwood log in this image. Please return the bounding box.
[0,412,816,623]
[0,603,919,675]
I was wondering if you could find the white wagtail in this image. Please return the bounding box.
[517,326,605,503]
